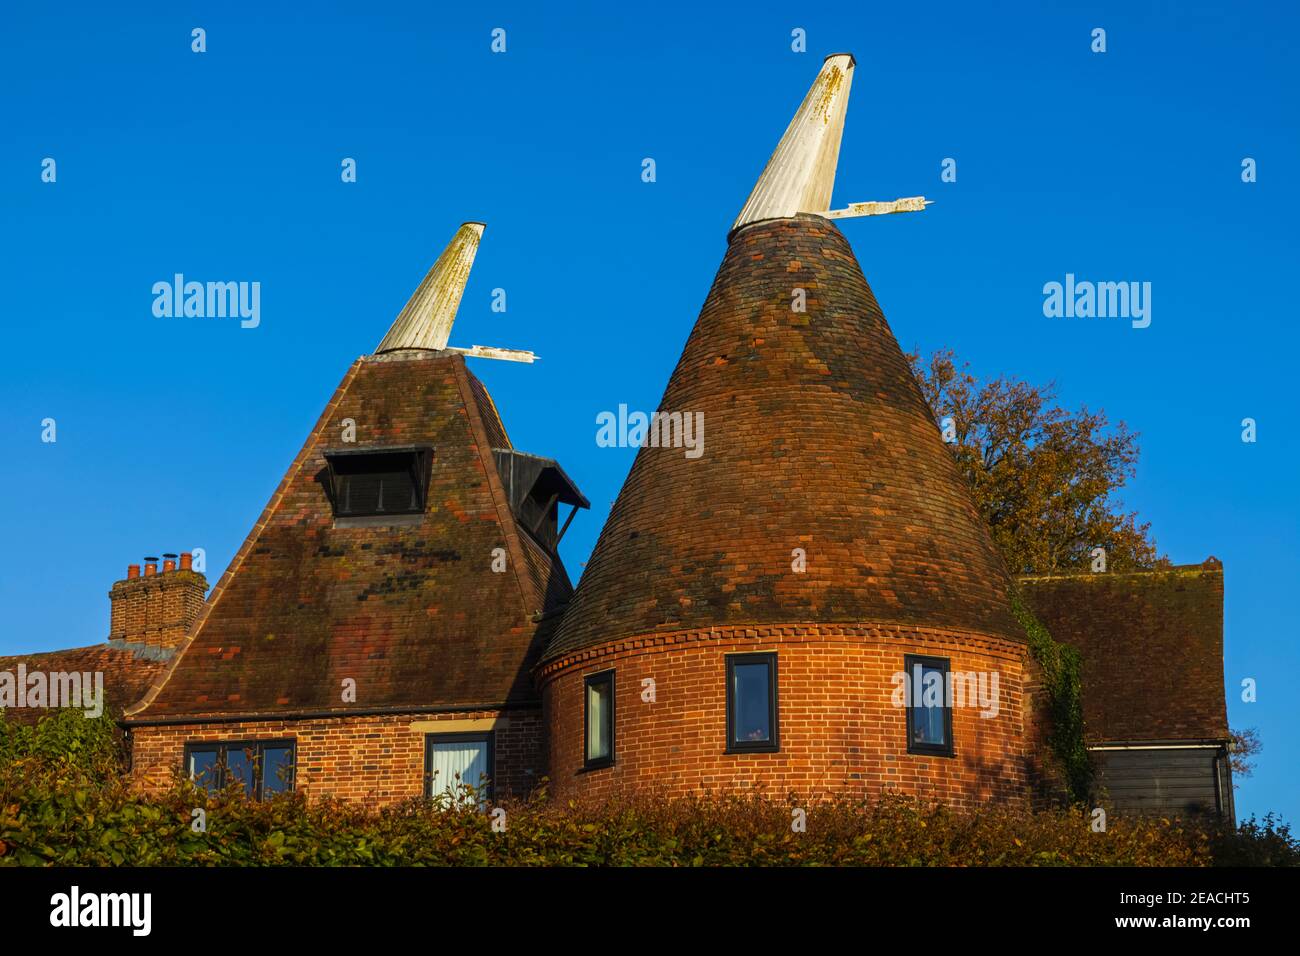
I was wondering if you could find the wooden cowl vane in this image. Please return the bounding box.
[732,53,931,232]
[546,57,1017,663]
[375,221,537,363]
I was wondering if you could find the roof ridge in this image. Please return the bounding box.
[1016,560,1223,582]
[451,356,541,617]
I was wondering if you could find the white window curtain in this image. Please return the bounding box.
[428,738,489,805]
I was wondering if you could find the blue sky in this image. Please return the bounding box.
[2,2,1295,823]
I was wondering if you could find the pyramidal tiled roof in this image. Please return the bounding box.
[127,352,572,720]
[545,57,1018,662]
[127,223,578,721]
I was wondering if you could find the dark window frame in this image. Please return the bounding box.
[725,652,780,754]
[183,742,222,793]
[583,670,616,771]
[182,739,297,800]
[424,731,496,802]
[904,654,955,758]
[322,445,433,519]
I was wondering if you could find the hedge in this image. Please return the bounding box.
[1,710,1294,867]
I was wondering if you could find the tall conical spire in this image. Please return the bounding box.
[731,53,855,232]
[376,222,484,353]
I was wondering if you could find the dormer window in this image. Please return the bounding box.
[492,449,589,552]
[323,447,432,519]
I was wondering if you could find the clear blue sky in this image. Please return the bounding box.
[2,2,1295,823]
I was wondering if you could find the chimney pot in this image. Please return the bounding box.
[180,552,193,571]
[163,558,177,572]
[144,556,159,577]
[127,564,141,580]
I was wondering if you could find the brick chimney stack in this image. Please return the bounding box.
[109,552,208,653]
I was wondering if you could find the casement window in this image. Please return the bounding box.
[323,446,432,520]
[584,671,615,770]
[183,740,296,799]
[904,654,955,757]
[725,653,779,753]
[425,732,495,805]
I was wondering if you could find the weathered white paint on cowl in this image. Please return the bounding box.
[825,196,931,218]
[731,53,856,233]
[376,222,485,353]
[444,345,537,363]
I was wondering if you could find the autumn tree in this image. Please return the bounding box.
[1230,728,1261,785]
[907,348,1163,575]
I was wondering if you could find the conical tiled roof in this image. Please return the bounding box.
[545,213,1019,661]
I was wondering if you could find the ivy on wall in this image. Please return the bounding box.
[1010,589,1092,803]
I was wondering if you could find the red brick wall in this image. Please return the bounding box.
[540,625,1038,809]
[129,708,542,808]
[1019,652,1063,808]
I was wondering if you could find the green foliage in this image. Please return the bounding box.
[1009,589,1092,803]
[0,712,1287,867]
[0,708,125,776]
[1207,813,1300,867]
[0,775,1218,867]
